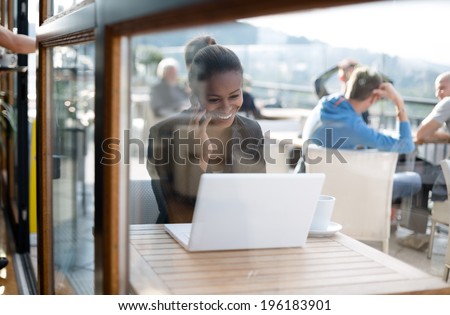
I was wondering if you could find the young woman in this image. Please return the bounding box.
[147,45,266,223]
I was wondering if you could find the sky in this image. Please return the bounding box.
[240,0,450,66]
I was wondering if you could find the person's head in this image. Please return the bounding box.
[337,59,358,83]
[188,44,243,128]
[434,71,450,100]
[184,35,217,69]
[345,67,383,105]
[156,57,179,86]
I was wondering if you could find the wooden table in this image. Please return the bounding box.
[129,224,450,295]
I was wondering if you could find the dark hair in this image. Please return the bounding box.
[345,67,382,101]
[188,45,243,94]
[184,35,217,68]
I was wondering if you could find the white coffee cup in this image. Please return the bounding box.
[310,195,335,231]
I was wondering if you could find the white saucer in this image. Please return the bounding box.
[309,222,342,237]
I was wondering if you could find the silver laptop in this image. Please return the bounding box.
[164,173,325,251]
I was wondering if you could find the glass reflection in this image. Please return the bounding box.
[52,0,86,16]
[51,43,95,294]
[127,2,449,290]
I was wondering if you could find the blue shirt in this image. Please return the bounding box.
[309,94,415,154]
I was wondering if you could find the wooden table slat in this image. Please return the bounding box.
[171,273,406,295]
[160,262,387,282]
[153,255,373,275]
[143,250,361,268]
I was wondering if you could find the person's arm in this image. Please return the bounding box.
[373,82,409,121]
[0,25,35,54]
[366,83,415,153]
[415,98,450,144]
[147,122,199,223]
[415,118,450,144]
[313,65,338,99]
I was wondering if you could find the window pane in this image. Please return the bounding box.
[52,0,88,16]
[51,43,95,294]
[127,1,449,293]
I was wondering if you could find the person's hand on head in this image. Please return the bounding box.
[373,82,403,105]
[373,82,407,121]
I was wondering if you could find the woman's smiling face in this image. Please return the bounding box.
[198,70,243,128]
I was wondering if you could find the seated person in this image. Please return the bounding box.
[239,89,261,119]
[238,74,261,119]
[314,58,358,99]
[149,58,190,117]
[147,45,266,223]
[305,66,421,201]
[415,71,450,201]
[416,71,450,144]
[313,59,393,126]
[313,59,370,123]
[184,36,263,123]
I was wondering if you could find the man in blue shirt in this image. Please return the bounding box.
[307,66,421,201]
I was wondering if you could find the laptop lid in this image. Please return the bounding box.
[165,173,325,251]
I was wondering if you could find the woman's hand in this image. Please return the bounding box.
[188,108,212,165]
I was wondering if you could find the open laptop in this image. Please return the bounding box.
[164,173,325,251]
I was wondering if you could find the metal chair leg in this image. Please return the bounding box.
[444,265,449,282]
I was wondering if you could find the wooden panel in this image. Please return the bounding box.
[99,25,124,295]
[103,0,374,36]
[36,41,55,295]
[37,3,95,41]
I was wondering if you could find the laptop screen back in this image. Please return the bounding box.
[181,173,324,251]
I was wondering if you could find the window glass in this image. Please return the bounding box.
[51,43,95,294]
[52,0,87,16]
[128,9,439,228]
[126,2,449,293]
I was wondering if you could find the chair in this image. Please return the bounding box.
[305,145,398,253]
[128,179,166,224]
[260,119,302,174]
[264,138,292,173]
[427,199,450,259]
[436,159,450,281]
